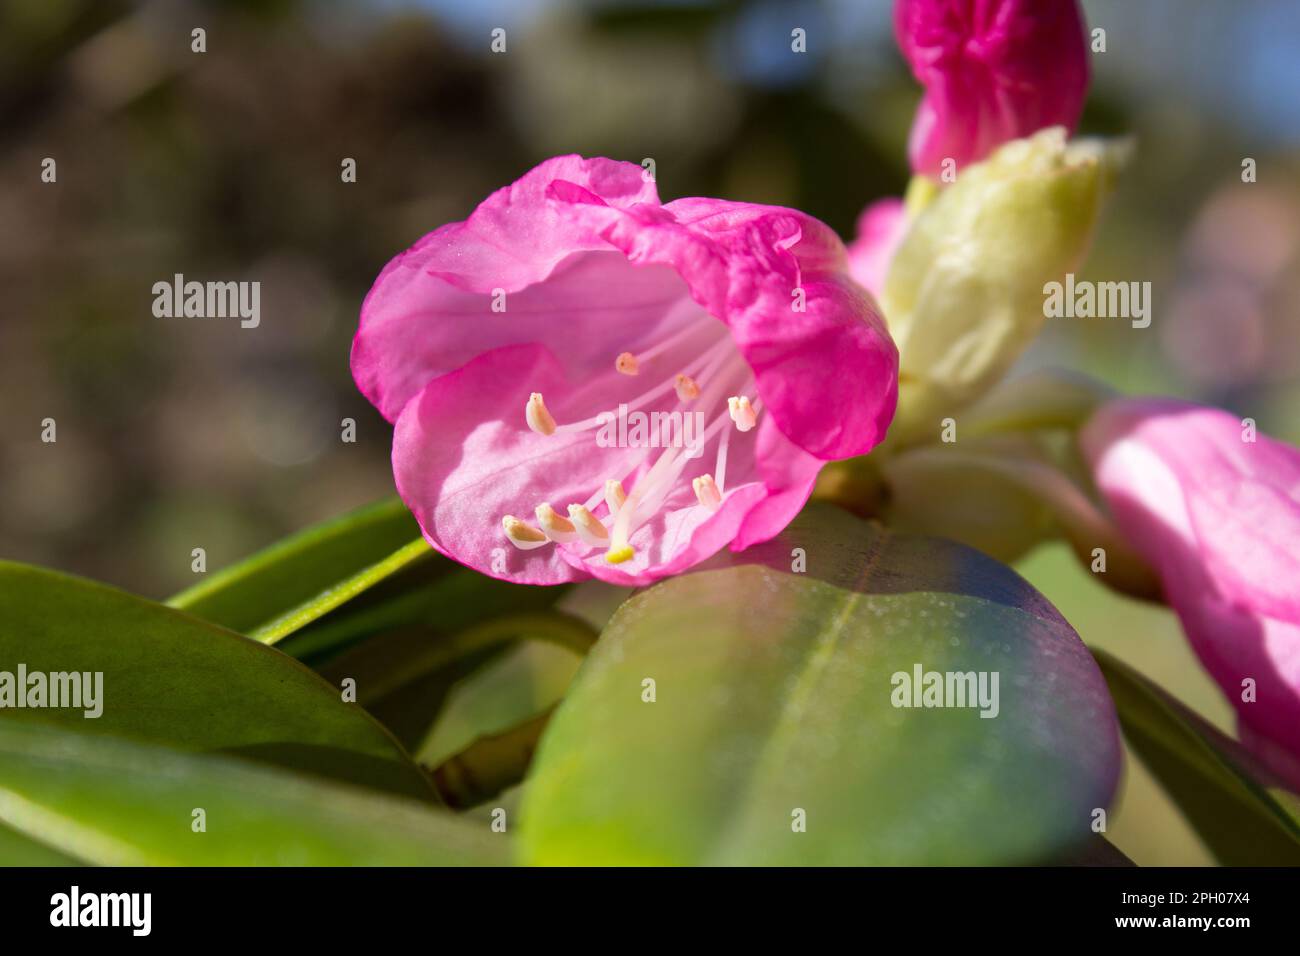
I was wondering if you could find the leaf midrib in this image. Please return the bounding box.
[704,530,887,864]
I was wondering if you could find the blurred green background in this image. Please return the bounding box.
[1,0,1298,865]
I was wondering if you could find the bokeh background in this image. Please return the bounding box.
[2,0,1298,865]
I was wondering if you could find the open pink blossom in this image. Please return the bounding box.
[352,156,897,587]
[1082,398,1300,785]
[896,0,1090,178]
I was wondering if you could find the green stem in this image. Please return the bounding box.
[917,450,1162,601]
[251,539,433,645]
[334,611,598,703]
[430,707,556,809]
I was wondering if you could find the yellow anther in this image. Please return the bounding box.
[674,374,700,402]
[604,478,627,516]
[616,352,640,376]
[535,503,578,542]
[567,504,609,546]
[525,392,557,436]
[692,474,722,511]
[502,515,549,550]
[727,395,757,432]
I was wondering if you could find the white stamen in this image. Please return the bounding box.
[612,367,749,548]
[553,337,732,435]
[633,397,743,537]
[525,392,556,436]
[502,515,549,550]
[567,504,609,546]
[714,421,731,495]
[631,446,693,534]
[504,318,763,567]
[535,503,578,543]
[692,474,722,511]
[606,443,687,563]
[604,478,627,517]
[727,395,757,432]
[628,306,715,364]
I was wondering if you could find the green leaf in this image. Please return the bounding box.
[520,504,1120,865]
[166,496,439,643]
[432,708,555,810]
[418,640,585,767]
[0,722,507,866]
[1094,649,1300,865]
[0,561,435,802]
[1046,834,1135,867]
[316,611,596,751]
[277,563,571,665]
[0,822,80,865]
[329,643,502,754]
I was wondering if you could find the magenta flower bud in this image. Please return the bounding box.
[1082,398,1300,787]
[896,0,1090,178]
[351,156,898,586]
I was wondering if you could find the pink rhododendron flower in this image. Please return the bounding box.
[845,197,907,299]
[352,156,898,587]
[896,0,1090,178]
[1082,398,1300,785]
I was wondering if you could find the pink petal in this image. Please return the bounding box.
[586,196,899,460]
[896,0,1090,177]
[563,483,769,588]
[565,416,822,585]
[392,342,794,586]
[731,415,823,550]
[393,343,617,585]
[1082,397,1300,767]
[352,156,660,423]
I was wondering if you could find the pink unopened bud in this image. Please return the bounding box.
[896,0,1090,178]
[1082,398,1300,789]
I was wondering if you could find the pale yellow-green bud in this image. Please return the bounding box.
[880,127,1130,447]
[952,367,1116,440]
[879,434,1060,564]
[879,431,1159,597]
